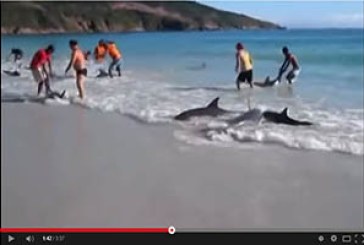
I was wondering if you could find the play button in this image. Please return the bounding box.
[8,235,15,243]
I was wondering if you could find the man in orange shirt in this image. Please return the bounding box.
[93,39,108,77]
[105,41,123,78]
[94,39,107,63]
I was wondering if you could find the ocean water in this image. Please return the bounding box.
[1,29,363,155]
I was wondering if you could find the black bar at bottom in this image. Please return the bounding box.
[1,232,363,245]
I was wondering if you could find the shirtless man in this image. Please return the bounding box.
[65,40,87,99]
[277,46,300,84]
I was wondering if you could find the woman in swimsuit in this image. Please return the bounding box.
[65,40,87,99]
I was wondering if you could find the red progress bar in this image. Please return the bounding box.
[0,228,169,233]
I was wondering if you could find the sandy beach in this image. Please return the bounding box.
[1,102,363,229]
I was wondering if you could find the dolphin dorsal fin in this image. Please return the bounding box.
[281,107,288,116]
[207,97,219,108]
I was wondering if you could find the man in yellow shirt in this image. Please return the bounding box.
[235,42,253,89]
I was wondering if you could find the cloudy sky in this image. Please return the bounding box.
[199,1,364,28]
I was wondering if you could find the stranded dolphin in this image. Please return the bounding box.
[1,90,66,103]
[174,97,234,121]
[96,69,109,78]
[3,70,20,77]
[253,76,279,88]
[47,90,66,99]
[262,108,313,126]
[227,107,313,126]
[227,108,263,124]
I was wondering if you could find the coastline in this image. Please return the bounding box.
[1,26,286,36]
[2,102,362,229]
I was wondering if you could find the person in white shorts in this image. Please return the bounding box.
[277,46,300,84]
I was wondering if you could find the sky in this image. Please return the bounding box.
[199,1,364,28]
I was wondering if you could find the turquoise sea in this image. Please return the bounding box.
[1,29,363,154]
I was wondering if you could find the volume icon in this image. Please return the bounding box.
[25,235,35,243]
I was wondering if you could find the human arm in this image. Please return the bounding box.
[277,58,289,81]
[235,53,240,73]
[65,51,76,74]
[47,58,54,77]
[93,47,98,60]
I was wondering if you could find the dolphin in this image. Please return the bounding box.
[3,70,20,76]
[262,108,313,126]
[174,97,233,121]
[96,69,109,78]
[227,107,312,126]
[1,90,66,103]
[47,90,66,99]
[253,76,279,88]
[226,108,263,124]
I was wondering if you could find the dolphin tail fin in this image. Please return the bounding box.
[60,90,66,98]
[281,107,289,116]
[265,76,270,83]
[206,97,219,108]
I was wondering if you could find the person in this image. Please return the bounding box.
[30,45,55,96]
[105,41,123,78]
[93,39,108,77]
[8,48,23,62]
[84,50,91,61]
[65,40,87,99]
[277,46,300,84]
[94,39,107,63]
[235,42,253,89]
[7,48,24,73]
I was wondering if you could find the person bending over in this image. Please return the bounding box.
[105,41,123,78]
[277,46,300,84]
[30,45,54,96]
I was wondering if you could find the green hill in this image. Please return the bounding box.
[1,1,284,34]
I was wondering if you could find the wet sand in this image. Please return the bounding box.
[1,103,363,229]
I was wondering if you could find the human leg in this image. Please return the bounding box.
[286,69,300,84]
[108,59,117,78]
[76,70,86,99]
[247,70,253,88]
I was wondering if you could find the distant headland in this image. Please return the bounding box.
[1,1,285,34]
